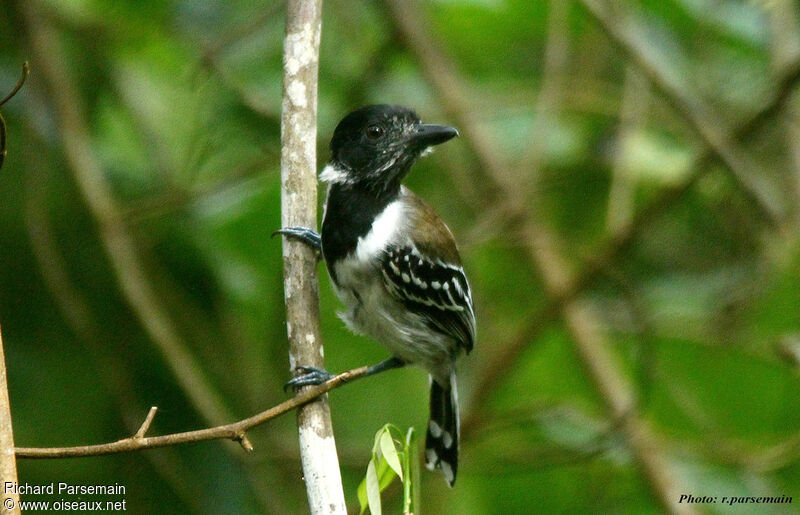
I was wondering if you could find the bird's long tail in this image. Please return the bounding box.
[425,373,459,487]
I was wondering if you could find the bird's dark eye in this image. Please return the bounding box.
[365,125,384,140]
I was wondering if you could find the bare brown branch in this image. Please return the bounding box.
[16,365,371,459]
[134,407,158,438]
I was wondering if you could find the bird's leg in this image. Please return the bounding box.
[272,227,322,257]
[284,357,405,391]
[364,356,406,377]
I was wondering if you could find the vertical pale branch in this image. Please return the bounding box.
[280,1,347,513]
[0,326,21,515]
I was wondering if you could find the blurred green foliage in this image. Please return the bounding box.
[1,0,800,513]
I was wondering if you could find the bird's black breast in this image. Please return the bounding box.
[321,183,396,283]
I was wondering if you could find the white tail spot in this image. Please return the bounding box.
[425,448,437,469]
[441,461,454,485]
[443,431,453,449]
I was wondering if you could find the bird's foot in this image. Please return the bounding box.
[272,226,322,256]
[284,366,334,392]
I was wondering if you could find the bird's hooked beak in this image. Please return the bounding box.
[409,124,460,147]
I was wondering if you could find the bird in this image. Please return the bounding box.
[276,104,475,486]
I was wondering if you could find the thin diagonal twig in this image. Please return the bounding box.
[0,62,29,107]
[16,363,374,459]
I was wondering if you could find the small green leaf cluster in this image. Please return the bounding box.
[357,424,420,515]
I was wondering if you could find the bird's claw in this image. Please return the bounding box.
[284,366,334,392]
[272,227,322,256]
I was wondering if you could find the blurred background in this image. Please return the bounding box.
[1,0,800,513]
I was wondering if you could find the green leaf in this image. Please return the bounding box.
[366,459,381,515]
[379,427,404,480]
[357,468,368,514]
[358,444,400,514]
[359,425,410,513]
[376,456,397,491]
[357,457,392,514]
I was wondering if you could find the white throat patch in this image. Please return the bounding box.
[319,162,350,184]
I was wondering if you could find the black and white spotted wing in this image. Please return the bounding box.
[381,246,475,353]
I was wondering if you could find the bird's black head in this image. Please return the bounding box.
[323,105,458,193]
